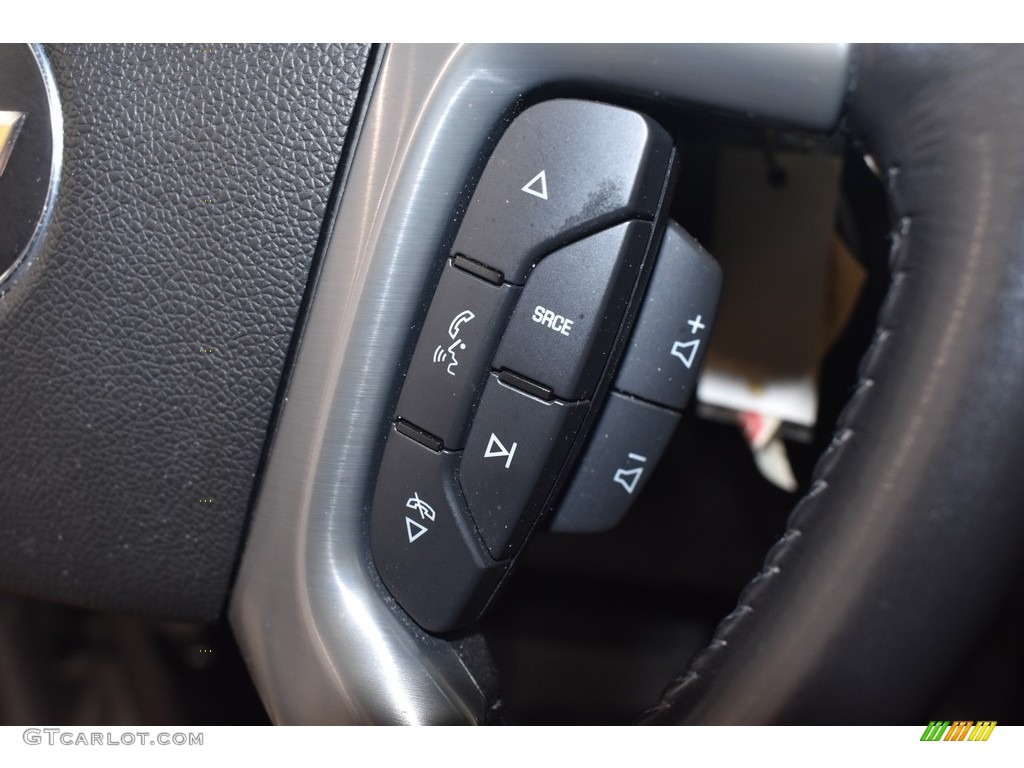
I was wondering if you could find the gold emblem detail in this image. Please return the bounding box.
[0,111,27,177]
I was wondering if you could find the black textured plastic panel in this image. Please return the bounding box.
[0,44,371,620]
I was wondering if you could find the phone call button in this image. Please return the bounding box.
[396,261,520,449]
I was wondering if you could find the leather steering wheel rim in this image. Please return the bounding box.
[641,44,1024,724]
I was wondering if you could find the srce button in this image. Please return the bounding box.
[493,221,651,400]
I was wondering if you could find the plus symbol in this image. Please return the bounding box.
[687,315,706,335]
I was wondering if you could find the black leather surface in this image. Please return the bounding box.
[643,45,1024,723]
[0,44,370,621]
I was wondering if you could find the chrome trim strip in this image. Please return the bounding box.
[0,44,63,291]
[229,43,850,724]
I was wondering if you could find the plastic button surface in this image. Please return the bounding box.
[451,100,672,284]
[550,392,680,533]
[493,221,650,400]
[615,223,722,410]
[396,262,520,448]
[460,375,586,558]
[370,428,504,633]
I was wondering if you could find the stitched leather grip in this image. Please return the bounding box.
[642,44,1024,724]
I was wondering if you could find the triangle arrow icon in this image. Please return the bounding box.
[484,432,517,469]
[405,516,428,543]
[521,170,548,200]
[484,432,510,459]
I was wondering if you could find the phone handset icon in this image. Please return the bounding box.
[432,309,476,376]
[447,310,474,340]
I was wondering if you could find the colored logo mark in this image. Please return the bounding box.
[920,720,996,741]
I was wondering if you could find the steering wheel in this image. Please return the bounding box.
[2,43,1023,724]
